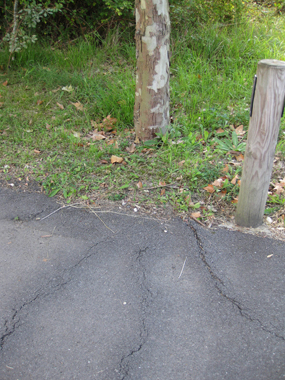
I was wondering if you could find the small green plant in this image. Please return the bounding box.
[213,131,246,153]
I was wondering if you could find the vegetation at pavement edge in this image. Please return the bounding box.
[0,1,285,229]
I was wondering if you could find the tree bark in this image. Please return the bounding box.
[134,0,170,141]
[11,0,19,54]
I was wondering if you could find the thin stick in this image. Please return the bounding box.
[40,203,81,220]
[178,257,187,279]
[190,215,206,228]
[87,206,115,234]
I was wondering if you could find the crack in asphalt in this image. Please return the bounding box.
[0,238,111,350]
[187,220,285,342]
[119,247,153,380]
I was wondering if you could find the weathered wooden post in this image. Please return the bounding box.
[236,59,285,227]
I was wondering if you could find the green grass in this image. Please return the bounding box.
[0,8,285,225]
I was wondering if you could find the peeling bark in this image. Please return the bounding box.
[134,0,170,141]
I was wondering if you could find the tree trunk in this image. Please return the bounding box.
[11,0,19,54]
[134,0,170,141]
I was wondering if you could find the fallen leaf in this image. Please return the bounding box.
[62,85,74,92]
[136,181,143,189]
[134,136,140,144]
[212,178,223,187]
[159,180,166,186]
[0,102,3,108]
[46,123,51,130]
[235,125,246,136]
[111,155,123,164]
[91,120,99,128]
[231,175,239,185]
[89,130,105,141]
[178,160,185,167]
[216,128,224,134]
[71,101,84,111]
[34,149,41,154]
[191,211,201,218]
[126,143,136,153]
[274,184,284,194]
[204,184,215,193]
[236,154,244,161]
[160,188,165,196]
[232,197,239,203]
[2,80,8,86]
[222,164,229,173]
[100,160,108,164]
[57,102,64,110]
[73,131,81,138]
[237,180,241,186]
[36,99,43,106]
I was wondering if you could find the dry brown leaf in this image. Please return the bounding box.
[34,149,41,154]
[36,100,43,106]
[204,184,215,193]
[134,136,140,144]
[100,160,108,164]
[178,160,185,167]
[57,102,64,110]
[2,80,8,86]
[89,130,105,141]
[212,178,223,187]
[71,101,84,111]
[111,155,123,164]
[231,174,239,185]
[91,120,99,128]
[232,197,239,203]
[235,125,245,136]
[237,180,241,186]
[274,184,284,194]
[159,181,166,186]
[236,154,244,161]
[126,143,136,153]
[136,181,143,189]
[160,188,166,196]
[52,87,61,93]
[191,211,201,218]
[222,164,229,173]
[216,128,224,134]
[46,123,51,130]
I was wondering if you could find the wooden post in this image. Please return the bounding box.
[235,59,285,227]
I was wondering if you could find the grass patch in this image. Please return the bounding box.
[0,10,285,228]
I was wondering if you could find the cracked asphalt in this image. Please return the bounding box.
[1,187,285,380]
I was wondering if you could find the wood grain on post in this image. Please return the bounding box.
[236,59,285,227]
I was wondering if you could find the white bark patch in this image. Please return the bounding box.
[136,8,140,23]
[153,0,169,17]
[142,24,157,56]
[148,44,169,92]
[141,0,146,10]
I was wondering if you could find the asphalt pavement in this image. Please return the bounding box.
[0,186,285,380]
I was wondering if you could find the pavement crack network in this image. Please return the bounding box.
[0,238,110,350]
[0,293,41,350]
[187,220,285,342]
[119,247,152,380]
